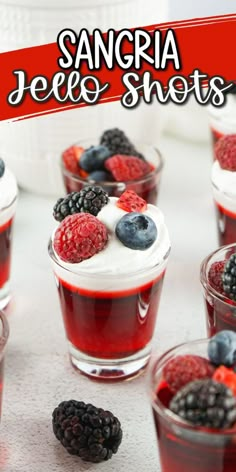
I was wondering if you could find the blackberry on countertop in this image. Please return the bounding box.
[52,400,123,463]
[170,379,236,429]
[222,254,236,301]
[53,186,109,221]
[0,158,5,178]
[100,128,144,160]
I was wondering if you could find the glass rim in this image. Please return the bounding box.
[0,311,9,351]
[200,243,236,306]
[149,337,236,437]
[60,140,164,186]
[0,193,18,214]
[48,237,171,280]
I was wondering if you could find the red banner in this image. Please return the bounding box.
[0,13,236,122]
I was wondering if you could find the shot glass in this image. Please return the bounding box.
[0,195,18,309]
[208,95,236,158]
[149,338,236,472]
[212,180,236,246]
[61,141,163,205]
[200,243,236,336]
[48,239,170,380]
[0,311,9,420]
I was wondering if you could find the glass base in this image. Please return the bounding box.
[68,342,152,380]
[0,282,11,310]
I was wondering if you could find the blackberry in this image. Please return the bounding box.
[170,379,236,429]
[53,186,109,221]
[222,254,236,301]
[0,158,5,178]
[100,128,144,160]
[52,400,122,463]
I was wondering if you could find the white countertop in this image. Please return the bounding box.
[1,133,217,472]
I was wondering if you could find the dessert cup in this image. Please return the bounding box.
[209,95,236,158]
[49,240,170,380]
[0,311,9,420]
[212,180,236,246]
[200,244,236,336]
[0,191,17,309]
[149,338,236,472]
[61,141,163,205]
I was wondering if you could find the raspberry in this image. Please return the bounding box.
[215,135,236,171]
[105,155,151,182]
[213,366,236,396]
[163,355,215,394]
[117,190,147,212]
[62,145,87,177]
[208,261,226,294]
[53,213,108,263]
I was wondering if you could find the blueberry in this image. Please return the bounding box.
[80,146,111,172]
[208,330,236,366]
[115,212,157,250]
[0,158,5,178]
[87,170,111,182]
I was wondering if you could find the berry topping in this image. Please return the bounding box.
[170,379,236,429]
[208,261,225,294]
[213,366,236,396]
[208,330,236,367]
[163,355,215,394]
[100,128,144,160]
[53,213,108,263]
[62,145,85,176]
[222,253,236,301]
[52,400,122,463]
[0,158,5,178]
[105,154,151,182]
[215,134,236,171]
[115,212,157,250]
[53,187,109,221]
[87,170,112,182]
[117,190,147,213]
[79,146,111,173]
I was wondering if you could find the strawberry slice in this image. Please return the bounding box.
[62,145,88,177]
[117,190,147,212]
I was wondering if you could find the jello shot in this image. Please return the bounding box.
[0,310,9,420]
[61,128,163,205]
[0,159,18,308]
[209,91,236,153]
[212,135,236,246]
[49,186,170,380]
[200,244,236,336]
[149,331,236,472]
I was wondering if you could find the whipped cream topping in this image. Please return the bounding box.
[212,160,236,213]
[0,168,18,227]
[209,95,236,134]
[51,197,171,291]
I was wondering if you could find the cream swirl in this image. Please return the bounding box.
[212,160,236,213]
[209,95,236,134]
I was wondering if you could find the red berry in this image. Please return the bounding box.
[213,366,236,396]
[62,145,88,177]
[163,355,215,394]
[105,154,151,181]
[117,190,147,212]
[53,213,108,263]
[215,135,236,171]
[208,261,226,294]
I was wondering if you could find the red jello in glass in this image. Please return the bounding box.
[200,243,236,337]
[149,339,236,472]
[61,140,163,205]
[49,193,170,380]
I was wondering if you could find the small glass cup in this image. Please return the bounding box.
[48,239,170,380]
[0,195,18,309]
[212,181,236,246]
[0,311,9,420]
[61,140,163,206]
[208,98,236,159]
[200,243,236,337]
[149,338,236,472]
